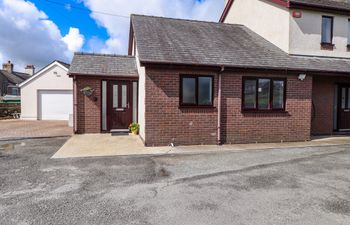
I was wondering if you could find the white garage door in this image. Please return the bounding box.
[39,90,73,120]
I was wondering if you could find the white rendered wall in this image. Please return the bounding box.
[223,0,290,53]
[20,64,72,120]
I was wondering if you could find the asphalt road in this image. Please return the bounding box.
[0,137,350,225]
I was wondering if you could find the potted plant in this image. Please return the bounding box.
[129,122,140,135]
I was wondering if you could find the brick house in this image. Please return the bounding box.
[69,0,350,146]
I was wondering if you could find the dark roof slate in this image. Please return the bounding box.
[131,15,350,74]
[290,0,350,11]
[69,53,138,77]
[13,72,30,80]
[0,70,27,84]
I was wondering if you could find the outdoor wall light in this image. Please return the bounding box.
[80,86,95,97]
[298,74,307,81]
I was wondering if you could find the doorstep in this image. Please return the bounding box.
[52,134,350,159]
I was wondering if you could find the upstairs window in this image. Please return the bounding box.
[242,77,286,111]
[180,75,213,107]
[321,16,333,44]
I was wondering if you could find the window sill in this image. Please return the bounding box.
[179,105,216,109]
[320,42,335,50]
[241,109,288,114]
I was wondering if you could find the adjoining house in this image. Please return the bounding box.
[0,61,32,97]
[19,60,73,121]
[69,0,350,147]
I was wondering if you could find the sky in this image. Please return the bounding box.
[0,0,224,72]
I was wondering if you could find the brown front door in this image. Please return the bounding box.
[107,81,133,130]
[338,85,350,130]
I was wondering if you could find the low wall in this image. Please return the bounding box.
[0,103,21,118]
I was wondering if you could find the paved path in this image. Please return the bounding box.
[0,137,349,225]
[53,133,350,158]
[0,120,72,140]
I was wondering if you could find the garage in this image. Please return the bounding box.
[19,61,72,121]
[38,90,73,120]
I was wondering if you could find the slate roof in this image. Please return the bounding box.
[13,72,31,80]
[0,70,28,84]
[69,53,138,77]
[131,15,350,74]
[290,0,350,12]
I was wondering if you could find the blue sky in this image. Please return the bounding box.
[0,0,224,71]
[29,0,110,52]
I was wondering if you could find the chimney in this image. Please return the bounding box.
[25,64,35,76]
[2,61,13,73]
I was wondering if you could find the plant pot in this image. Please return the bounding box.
[131,130,139,135]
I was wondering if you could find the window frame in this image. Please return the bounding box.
[242,77,287,112]
[321,15,334,45]
[179,75,214,108]
[347,19,350,47]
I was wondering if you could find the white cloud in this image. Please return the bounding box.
[0,0,84,71]
[0,0,223,71]
[82,0,223,54]
[87,36,106,53]
[62,27,85,54]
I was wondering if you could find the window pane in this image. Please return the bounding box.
[258,79,270,109]
[273,80,285,109]
[122,85,127,108]
[244,80,256,109]
[182,77,196,104]
[198,77,212,105]
[113,85,118,108]
[322,16,332,43]
[342,88,346,109]
[348,20,350,44]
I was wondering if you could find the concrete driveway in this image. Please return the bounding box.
[0,137,350,225]
[0,120,72,140]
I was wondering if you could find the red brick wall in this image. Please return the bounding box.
[75,77,101,134]
[222,73,312,144]
[144,68,218,146]
[73,69,350,145]
[144,68,313,146]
